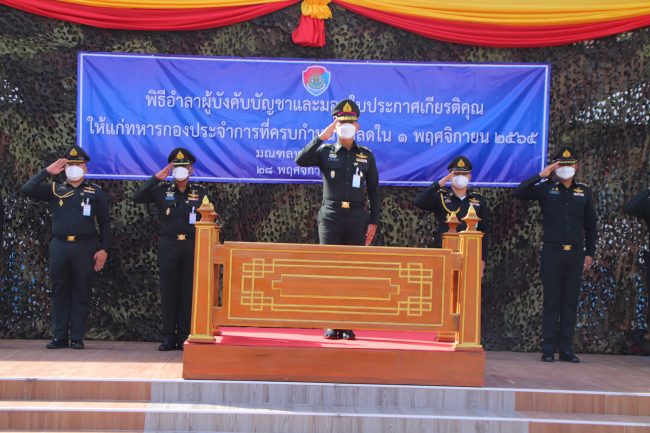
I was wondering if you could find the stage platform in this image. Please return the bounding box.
[0,338,649,432]
[184,328,484,386]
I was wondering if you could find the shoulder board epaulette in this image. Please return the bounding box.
[358,145,372,153]
[469,190,482,197]
[86,183,100,190]
[575,182,589,188]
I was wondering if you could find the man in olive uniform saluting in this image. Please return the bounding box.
[624,186,650,344]
[414,156,490,276]
[134,148,209,351]
[295,99,381,340]
[22,145,111,350]
[513,146,597,363]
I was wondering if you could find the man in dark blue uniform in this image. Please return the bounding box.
[295,99,381,340]
[22,145,111,350]
[624,187,650,346]
[414,156,490,275]
[134,148,209,351]
[514,146,597,363]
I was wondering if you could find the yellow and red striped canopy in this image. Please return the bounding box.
[1,0,649,47]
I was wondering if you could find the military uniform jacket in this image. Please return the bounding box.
[133,176,208,239]
[21,169,111,250]
[513,175,597,257]
[414,183,490,261]
[295,137,381,225]
[623,188,650,245]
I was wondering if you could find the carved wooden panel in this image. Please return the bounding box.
[215,242,461,331]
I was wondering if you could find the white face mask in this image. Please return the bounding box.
[555,166,575,180]
[337,123,356,140]
[452,175,469,189]
[65,165,84,181]
[172,166,190,181]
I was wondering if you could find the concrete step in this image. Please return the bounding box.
[2,378,649,432]
[4,378,649,416]
[1,400,649,433]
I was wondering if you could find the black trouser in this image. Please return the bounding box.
[48,238,96,341]
[540,244,584,354]
[317,205,369,246]
[158,237,195,345]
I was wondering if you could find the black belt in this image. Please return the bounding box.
[544,242,584,252]
[322,199,365,209]
[53,233,96,242]
[163,233,195,241]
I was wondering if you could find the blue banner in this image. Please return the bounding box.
[78,53,549,187]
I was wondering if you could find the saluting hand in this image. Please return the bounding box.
[365,224,377,246]
[318,120,339,141]
[94,250,108,272]
[539,162,561,178]
[438,172,453,187]
[155,163,173,180]
[583,255,593,272]
[46,158,67,175]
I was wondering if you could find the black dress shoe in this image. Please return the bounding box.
[158,342,176,351]
[324,329,339,340]
[559,352,580,363]
[46,338,69,349]
[70,340,85,350]
[541,353,555,362]
[340,330,356,340]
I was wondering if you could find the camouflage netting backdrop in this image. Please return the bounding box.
[0,5,649,353]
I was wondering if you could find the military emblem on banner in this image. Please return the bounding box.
[302,65,331,97]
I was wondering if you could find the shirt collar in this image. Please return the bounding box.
[65,179,87,189]
[335,141,359,153]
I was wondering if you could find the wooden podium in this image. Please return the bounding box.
[183,198,484,386]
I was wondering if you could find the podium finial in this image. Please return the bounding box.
[446,212,460,234]
[461,205,481,232]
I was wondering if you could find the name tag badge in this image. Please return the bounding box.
[83,202,91,217]
[188,207,197,224]
[352,174,361,188]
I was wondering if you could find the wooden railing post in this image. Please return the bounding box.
[439,213,461,343]
[456,205,483,350]
[188,196,221,343]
